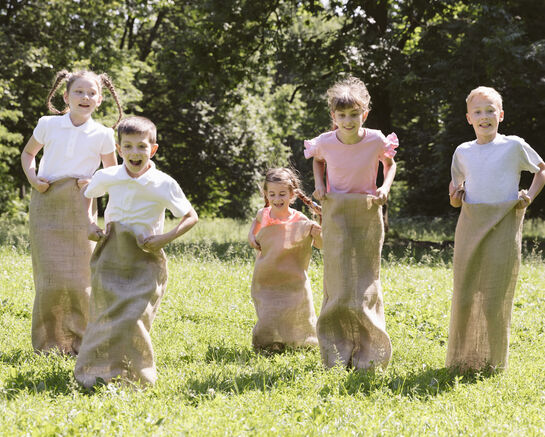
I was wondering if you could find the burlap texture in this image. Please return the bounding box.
[251,219,318,349]
[446,200,524,371]
[317,192,392,369]
[74,222,168,387]
[29,178,96,355]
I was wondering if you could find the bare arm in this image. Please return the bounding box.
[449,180,464,208]
[248,209,263,250]
[310,222,322,249]
[518,162,545,208]
[21,136,49,192]
[101,152,117,168]
[374,157,397,205]
[142,208,199,252]
[313,158,326,200]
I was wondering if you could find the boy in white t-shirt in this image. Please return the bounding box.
[74,116,198,387]
[446,86,545,371]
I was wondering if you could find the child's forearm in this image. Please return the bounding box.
[380,159,397,192]
[527,165,545,202]
[313,159,326,190]
[165,208,199,244]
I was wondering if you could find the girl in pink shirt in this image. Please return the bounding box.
[248,168,322,352]
[304,76,399,369]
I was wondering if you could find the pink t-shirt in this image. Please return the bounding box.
[304,129,398,195]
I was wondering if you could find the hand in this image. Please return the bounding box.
[141,234,168,252]
[32,177,50,193]
[88,222,105,241]
[517,189,531,209]
[77,178,91,190]
[313,185,326,201]
[372,187,389,205]
[310,222,322,238]
[248,233,261,250]
[449,184,465,208]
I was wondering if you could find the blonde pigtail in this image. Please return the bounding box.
[295,188,322,224]
[100,73,123,129]
[46,70,71,114]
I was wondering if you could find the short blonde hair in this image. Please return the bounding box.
[466,86,503,111]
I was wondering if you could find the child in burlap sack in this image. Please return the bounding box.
[248,168,323,352]
[447,86,545,371]
[304,75,398,369]
[21,69,123,355]
[74,116,198,388]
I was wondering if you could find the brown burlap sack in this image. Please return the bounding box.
[251,219,318,349]
[29,178,96,355]
[317,192,392,369]
[446,200,524,371]
[74,222,168,388]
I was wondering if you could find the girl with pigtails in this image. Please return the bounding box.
[21,69,123,355]
[248,167,323,352]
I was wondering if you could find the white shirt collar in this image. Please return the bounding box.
[60,112,95,133]
[118,161,157,185]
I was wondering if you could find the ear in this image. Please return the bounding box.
[150,143,159,158]
[115,143,122,156]
[466,113,472,124]
[362,110,370,122]
[499,110,504,122]
[96,94,103,107]
[63,91,69,105]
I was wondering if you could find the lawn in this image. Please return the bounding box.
[1,218,545,435]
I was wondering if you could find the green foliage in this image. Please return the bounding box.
[1,0,545,217]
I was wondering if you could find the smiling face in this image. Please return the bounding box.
[331,106,369,144]
[466,94,504,144]
[63,77,102,126]
[117,132,158,178]
[265,181,294,217]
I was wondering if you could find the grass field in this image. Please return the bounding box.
[1,218,545,435]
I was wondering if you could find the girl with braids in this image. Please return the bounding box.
[304,75,397,370]
[248,167,322,352]
[21,69,123,355]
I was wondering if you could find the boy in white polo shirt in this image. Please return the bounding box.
[74,116,198,387]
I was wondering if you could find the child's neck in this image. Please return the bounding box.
[475,132,498,145]
[69,112,92,127]
[336,127,365,145]
[269,206,291,220]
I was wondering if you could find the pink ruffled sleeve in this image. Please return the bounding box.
[303,138,320,159]
[384,132,399,158]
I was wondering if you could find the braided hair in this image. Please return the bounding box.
[46,69,123,128]
[263,168,322,219]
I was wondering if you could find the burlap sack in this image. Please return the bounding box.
[317,192,392,369]
[74,222,168,388]
[251,219,318,349]
[29,178,96,355]
[446,200,524,371]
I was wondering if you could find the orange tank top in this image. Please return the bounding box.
[259,207,306,230]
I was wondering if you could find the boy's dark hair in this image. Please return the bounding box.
[117,116,157,144]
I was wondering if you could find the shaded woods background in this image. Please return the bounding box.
[1,0,544,219]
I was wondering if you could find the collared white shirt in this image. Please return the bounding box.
[452,134,543,203]
[84,162,193,238]
[33,113,115,181]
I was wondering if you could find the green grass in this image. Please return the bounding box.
[2,218,545,435]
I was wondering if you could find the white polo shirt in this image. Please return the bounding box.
[33,113,115,181]
[84,163,193,238]
[451,134,543,203]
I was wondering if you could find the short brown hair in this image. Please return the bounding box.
[327,76,371,112]
[117,116,157,144]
